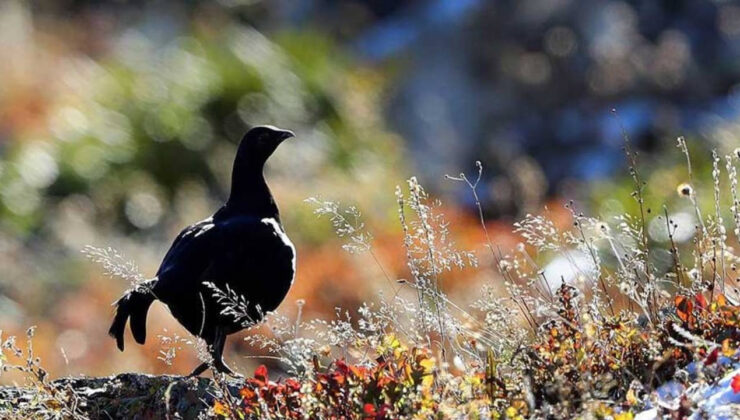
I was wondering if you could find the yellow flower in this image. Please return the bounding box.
[626,388,639,405]
[419,356,435,373]
[585,322,597,339]
[466,374,482,386]
[213,401,230,417]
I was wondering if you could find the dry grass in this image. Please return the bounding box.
[208,138,740,418]
[4,138,740,419]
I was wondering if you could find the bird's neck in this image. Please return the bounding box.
[226,162,280,219]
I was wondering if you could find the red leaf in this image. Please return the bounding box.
[284,378,301,392]
[239,386,257,400]
[675,295,694,324]
[695,294,707,309]
[332,371,346,385]
[704,347,719,366]
[732,374,740,394]
[363,403,377,416]
[335,360,350,375]
[254,365,269,382]
[350,364,367,379]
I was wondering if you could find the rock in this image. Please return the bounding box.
[0,373,240,419]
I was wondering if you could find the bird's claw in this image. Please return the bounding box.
[214,363,243,379]
[187,362,210,378]
[225,371,245,380]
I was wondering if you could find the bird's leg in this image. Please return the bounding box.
[187,362,209,378]
[186,330,241,378]
[212,328,242,377]
[212,329,232,374]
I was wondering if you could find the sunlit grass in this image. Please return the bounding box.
[4,138,740,418]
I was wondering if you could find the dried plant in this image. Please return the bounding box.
[215,137,740,419]
[204,281,261,328]
[73,135,740,418]
[81,246,149,292]
[0,327,87,419]
[157,329,194,366]
[304,197,374,255]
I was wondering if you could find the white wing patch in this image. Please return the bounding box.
[193,217,215,237]
[261,217,296,284]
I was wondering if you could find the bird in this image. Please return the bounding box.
[108,125,297,376]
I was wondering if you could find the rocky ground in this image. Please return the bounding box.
[0,373,238,419]
[2,369,740,419]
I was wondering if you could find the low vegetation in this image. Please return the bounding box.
[3,137,740,419]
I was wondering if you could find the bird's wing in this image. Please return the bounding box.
[156,216,217,277]
[153,215,295,294]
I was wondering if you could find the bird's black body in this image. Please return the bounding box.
[109,125,296,376]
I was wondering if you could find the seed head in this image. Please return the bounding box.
[618,282,630,294]
[677,183,693,197]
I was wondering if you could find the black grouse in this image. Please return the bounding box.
[109,125,296,376]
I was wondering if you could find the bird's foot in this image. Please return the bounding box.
[224,371,245,380]
[187,362,209,378]
[214,360,243,379]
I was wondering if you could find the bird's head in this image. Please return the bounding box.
[236,125,295,165]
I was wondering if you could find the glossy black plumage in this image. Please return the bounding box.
[108,125,296,376]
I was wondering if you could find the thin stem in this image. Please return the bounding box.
[663,206,684,288]
[396,189,431,349]
[614,109,656,320]
[446,163,539,334]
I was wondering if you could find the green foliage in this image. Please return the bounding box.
[0,23,401,237]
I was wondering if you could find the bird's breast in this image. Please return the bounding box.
[260,217,296,286]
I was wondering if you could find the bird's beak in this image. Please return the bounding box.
[279,130,295,141]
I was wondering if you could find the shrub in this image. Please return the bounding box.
[209,139,740,419]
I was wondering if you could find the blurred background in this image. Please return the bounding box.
[1,0,740,379]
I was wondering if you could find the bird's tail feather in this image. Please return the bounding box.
[109,281,156,351]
